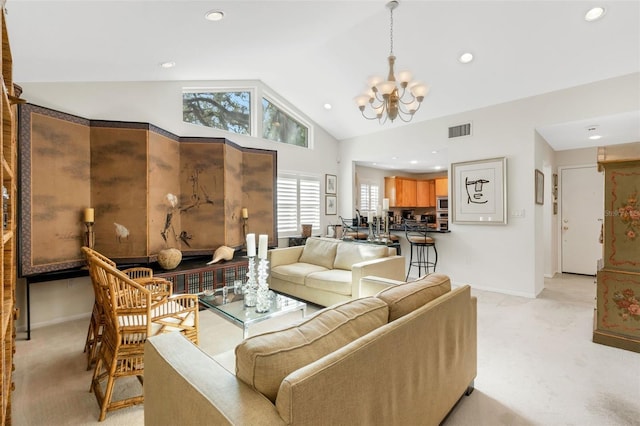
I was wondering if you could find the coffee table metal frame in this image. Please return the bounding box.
[199,287,306,338]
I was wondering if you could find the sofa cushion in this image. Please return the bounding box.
[333,243,388,271]
[376,273,451,321]
[235,297,389,403]
[298,237,339,270]
[305,269,353,296]
[270,263,328,285]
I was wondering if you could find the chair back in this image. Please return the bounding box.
[404,220,433,245]
[85,253,153,344]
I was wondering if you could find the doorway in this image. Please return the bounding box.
[560,165,604,275]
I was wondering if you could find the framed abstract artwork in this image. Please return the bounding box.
[451,157,507,225]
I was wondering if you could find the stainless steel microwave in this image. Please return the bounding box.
[436,197,448,211]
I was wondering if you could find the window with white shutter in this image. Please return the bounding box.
[277,174,320,237]
[360,183,380,214]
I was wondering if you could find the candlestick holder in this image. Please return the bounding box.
[85,221,95,249]
[367,222,375,241]
[242,217,248,248]
[255,258,270,313]
[244,256,257,307]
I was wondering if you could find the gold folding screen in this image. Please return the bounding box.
[19,104,276,275]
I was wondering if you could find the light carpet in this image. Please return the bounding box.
[13,274,640,425]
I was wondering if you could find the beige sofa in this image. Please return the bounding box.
[267,236,405,307]
[144,274,477,425]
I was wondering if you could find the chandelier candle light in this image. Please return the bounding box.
[355,0,429,123]
[255,234,271,313]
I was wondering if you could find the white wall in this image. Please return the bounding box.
[15,73,639,330]
[339,73,640,298]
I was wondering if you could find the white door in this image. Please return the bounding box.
[561,166,603,275]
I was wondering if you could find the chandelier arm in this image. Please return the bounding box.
[360,109,381,121]
[370,92,386,106]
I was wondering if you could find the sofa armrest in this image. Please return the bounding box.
[268,246,304,268]
[145,333,285,426]
[359,275,406,297]
[351,256,405,299]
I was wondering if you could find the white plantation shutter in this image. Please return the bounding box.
[360,183,379,214]
[277,176,298,233]
[277,174,320,236]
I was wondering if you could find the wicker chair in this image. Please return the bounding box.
[81,247,167,370]
[86,253,199,421]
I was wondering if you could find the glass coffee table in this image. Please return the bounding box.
[199,287,306,338]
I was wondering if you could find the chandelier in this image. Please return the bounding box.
[355,0,429,123]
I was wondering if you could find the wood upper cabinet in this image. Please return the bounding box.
[435,178,448,197]
[385,177,417,207]
[417,180,435,207]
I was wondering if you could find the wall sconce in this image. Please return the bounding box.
[241,208,249,247]
[84,207,95,249]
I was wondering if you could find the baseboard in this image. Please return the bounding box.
[17,311,92,333]
[452,280,537,299]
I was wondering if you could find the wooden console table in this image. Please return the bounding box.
[155,256,249,294]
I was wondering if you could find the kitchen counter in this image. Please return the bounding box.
[389,225,450,233]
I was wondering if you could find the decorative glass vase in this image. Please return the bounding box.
[244,256,257,307]
[255,258,270,313]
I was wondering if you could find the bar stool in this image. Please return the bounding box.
[404,220,437,280]
[339,216,367,240]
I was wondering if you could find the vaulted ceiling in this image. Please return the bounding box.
[8,0,640,153]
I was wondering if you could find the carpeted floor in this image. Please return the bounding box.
[13,274,640,425]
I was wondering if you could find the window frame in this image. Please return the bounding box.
[277,172,321,238]
[181,82,314,149]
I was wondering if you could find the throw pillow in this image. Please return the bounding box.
[298,237,338,270]
[333,243,388,271]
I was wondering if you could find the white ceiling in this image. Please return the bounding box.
[7,0,640,169]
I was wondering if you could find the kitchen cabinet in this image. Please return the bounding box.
[385,177,417,207]
[417,180,435,207]
[435,178,448,197]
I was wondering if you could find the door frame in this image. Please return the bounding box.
[557,163,602,275]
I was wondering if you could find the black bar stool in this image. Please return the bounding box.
[339,216,367,240]
[404,220,437,280]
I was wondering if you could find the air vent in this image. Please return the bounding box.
[448,123,472,138]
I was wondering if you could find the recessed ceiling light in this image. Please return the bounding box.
[587,125,602,140]
[391,156,398,160]
[458,52,474,64]
[160,61,175,68]
[584,7,606,22]
[410,160,418,164]
[324,103,332,110]
[205,10,225,21]
[434,166,442,170]
[431,150,438,154]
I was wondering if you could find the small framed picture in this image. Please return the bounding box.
[535,169,544,205]
[325,195,337,215]
[325,174,337,194]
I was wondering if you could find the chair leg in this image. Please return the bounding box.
[432,244,438,272]
[406,243,414,281]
